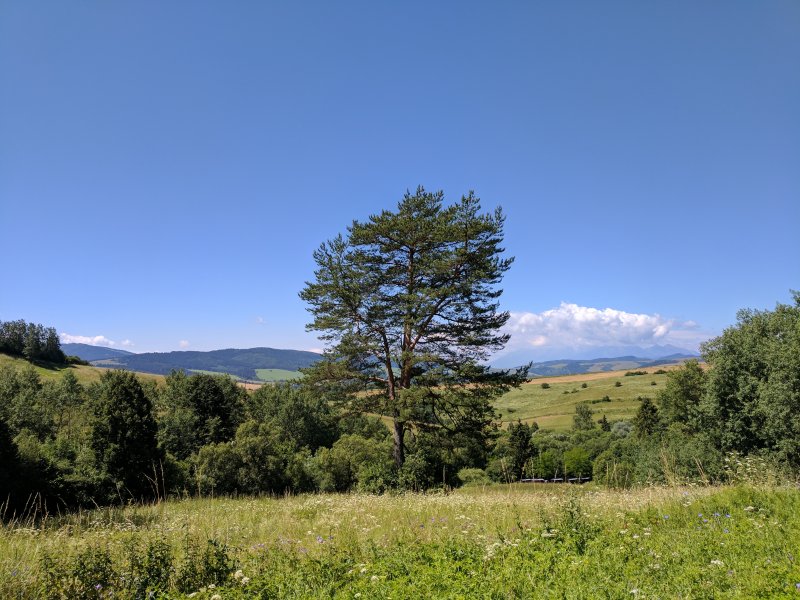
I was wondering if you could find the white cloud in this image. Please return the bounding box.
[120,339,134,347]
[179,340,190,349]
[60,333,117,347]
[501,302,709,356]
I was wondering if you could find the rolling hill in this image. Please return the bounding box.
[523,354,697,377]
[85,347,320,381]
[61,343,136,362]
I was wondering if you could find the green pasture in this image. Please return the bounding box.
[256,368,304,382]
[0,353,165,387]
[496,370,670,430]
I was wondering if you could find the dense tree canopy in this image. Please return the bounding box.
[300,187,527,466]
[91,370,160,501]
[702,291,800,465]
[0,319,65,363]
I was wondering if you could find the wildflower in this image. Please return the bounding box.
[95,584,103,591]
[234,569,244,580]
[211,595,222,600]
[241,577,250,585]
[710,559,724,567]
[663,515,669,520]
[360,567,368,574]
[744,506,755,512]
[371,575,379,582]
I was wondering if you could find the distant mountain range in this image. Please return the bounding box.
[62,343,136,362]
[520,354,698,377]
[491,344,698,369]
[62,344,320,381]
[61,341,697,382]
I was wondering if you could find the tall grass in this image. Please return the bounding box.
[3,483,799,598]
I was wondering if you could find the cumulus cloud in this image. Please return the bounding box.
[500,302,709,358]
[179,340,190,349]
[60,333,117,347]
[120,339,134,347]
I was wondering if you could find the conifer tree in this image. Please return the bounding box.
[301,187,526,467]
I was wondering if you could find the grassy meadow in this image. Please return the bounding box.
[0,353,166,388]
[497,367,679,430]
[2,483,799,598]
[255,368,304,382]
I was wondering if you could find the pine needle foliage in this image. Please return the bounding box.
[300,187,527,466]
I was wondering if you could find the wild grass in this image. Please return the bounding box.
[3,483,799,598]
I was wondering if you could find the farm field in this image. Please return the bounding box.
[255,368,304,382]
[2,484,798,598]
[497,367,682,430]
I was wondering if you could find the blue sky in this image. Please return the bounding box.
[1,2,798,362]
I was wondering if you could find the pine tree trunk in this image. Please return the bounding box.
[392,418,405,468]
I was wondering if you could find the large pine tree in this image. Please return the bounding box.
[300,187,526,467]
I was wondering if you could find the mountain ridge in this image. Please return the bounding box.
[71,346,321,381]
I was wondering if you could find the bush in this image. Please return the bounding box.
[540,382,550,389]
[563,446,592,477]
[614,381,622,387]
[457,467,491,486]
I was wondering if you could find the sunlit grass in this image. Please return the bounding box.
[497,369,672,429]
[4,483,799,597]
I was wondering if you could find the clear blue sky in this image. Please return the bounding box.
[1,2,798,361]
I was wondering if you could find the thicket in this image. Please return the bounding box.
[0,319,65,364]
[0,293,798,514]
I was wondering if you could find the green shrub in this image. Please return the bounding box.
[457,467,491,486]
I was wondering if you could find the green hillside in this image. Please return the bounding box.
[83,347,318,380]
[255,368,304,381]
[496,368,676,430]
[0,353,165,387]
